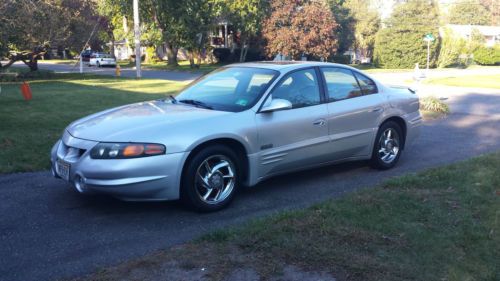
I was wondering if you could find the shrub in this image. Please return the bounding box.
[332,55,351,64]
[212,48,265,63]
[473,46,500,65]
[438,28,467,68]
[420,96,450,114]
[212,48,232,63]
[145,46,160,64]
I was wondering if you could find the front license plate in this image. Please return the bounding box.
[56,159,70,181]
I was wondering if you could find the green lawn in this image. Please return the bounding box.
[349,64,412,73]
[424,75,500,89]
[77,152,500,281]
[0,73,187,173]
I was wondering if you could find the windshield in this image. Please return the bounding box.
[175,67,279,112]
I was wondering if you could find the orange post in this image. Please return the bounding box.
[20,82,32,101]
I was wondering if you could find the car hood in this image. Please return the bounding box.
[67,100,230,142]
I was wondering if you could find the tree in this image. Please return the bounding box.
[212,0,269,62]
[326,0,354,54]
[97,0,129,58]
[150,0,214,66]
[479,0,500,25]
[262,0,339,60]
[0,0,102,70]
[373,0,440,69]
[447,0,491,25]
[344,0,380,60]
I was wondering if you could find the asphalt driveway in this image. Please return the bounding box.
[1,84,500,281]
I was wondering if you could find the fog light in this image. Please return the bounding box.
[74,175,86,193]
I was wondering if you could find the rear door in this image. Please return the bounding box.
[256,68,330,177]
[320,67,385,159]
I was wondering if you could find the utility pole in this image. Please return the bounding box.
[133,0,141,78]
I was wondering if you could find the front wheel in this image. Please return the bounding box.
[181,145,240,212]
[370,121,403,170]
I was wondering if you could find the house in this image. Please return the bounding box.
[111,39,146,61]
[209,20,237,49]
[444,24,500,47]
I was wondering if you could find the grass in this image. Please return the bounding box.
[76,152,500,281]
[424,75,500,89]
[0,72,188,173]
[118,60,223,74]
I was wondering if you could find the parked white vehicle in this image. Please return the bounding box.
[89,53,116,67]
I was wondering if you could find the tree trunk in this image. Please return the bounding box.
[188,51,195,68]
[197,53,202,66]
[109,32,116,59]
[165,42,178,66]
[0,50,45,71]
[239,38,247,62]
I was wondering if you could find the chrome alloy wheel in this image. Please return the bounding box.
[378,128,400,164]
[195,155,236,204]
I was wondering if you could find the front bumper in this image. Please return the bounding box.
[50,132,187,201]
[99,60,116,65]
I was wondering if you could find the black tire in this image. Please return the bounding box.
[370,121,404,170]
[181,145,240,212]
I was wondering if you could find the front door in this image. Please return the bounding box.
[255,68,330,178]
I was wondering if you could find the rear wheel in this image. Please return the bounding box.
[370,121,403,170]
[181,145,240,212]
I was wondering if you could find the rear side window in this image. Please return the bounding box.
[354,72,378,95]
[321,68,362,102]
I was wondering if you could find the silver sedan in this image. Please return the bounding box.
[51,62,421,211]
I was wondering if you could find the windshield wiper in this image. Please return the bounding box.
[178,99,213,109]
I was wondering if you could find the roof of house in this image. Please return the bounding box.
[446,24,500,36]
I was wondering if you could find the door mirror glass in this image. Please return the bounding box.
[260,98,292,113]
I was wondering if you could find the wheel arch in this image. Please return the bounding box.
[379,116,407,149]
[181,137,250,186]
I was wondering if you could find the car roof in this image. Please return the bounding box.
[227,61,360,72]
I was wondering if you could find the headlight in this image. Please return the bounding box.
[90,143,166,159]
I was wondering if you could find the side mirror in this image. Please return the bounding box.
[260,98,292,113]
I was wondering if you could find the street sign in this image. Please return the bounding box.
[424,33,435,42]
[423,33,435,71]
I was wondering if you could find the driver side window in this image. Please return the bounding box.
[271,69,321,108]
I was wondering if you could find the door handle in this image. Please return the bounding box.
[370,107,383,113]
[313,119,326,126]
